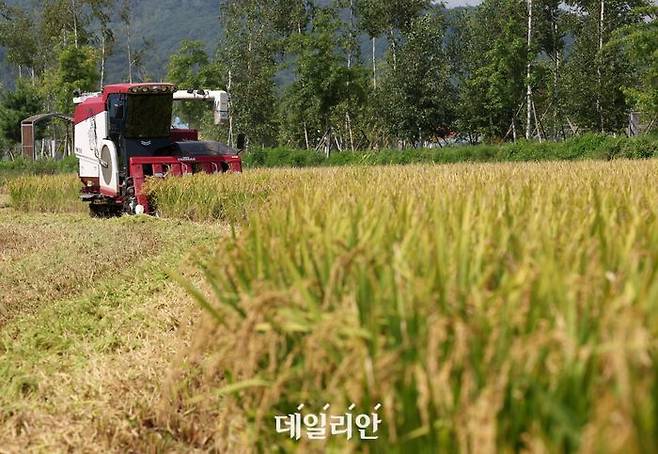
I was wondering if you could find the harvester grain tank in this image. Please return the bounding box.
[73,83,242,216]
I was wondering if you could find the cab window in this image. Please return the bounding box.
[108,94,126,120]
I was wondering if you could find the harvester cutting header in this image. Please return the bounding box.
[73,83,242,217]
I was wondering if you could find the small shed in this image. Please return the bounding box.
[21,113,73,160]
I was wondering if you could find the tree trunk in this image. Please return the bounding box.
[304,122,310,150]
[71,0,79,49]
[228,69,234,148]
[100,34,106,89]
[346,0,355,151]
[552,11,562,140]
[346,112,354,152]
[597,0,605,132]
[389,30,397,71]
[347,0,354,69]
[125,2,133,83]
[127,28,132,83]
[372,37,377,89]
[526,0,533,140]
[512,118,517,142]
[532,99,543,143]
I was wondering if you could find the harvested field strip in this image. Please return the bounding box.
[163,161,658,452]
[0,263,200,452]
[0,212,226,452]
[0,213,203,325]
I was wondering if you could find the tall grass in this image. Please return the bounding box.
[8,174,84,213]
[159,162,658,453]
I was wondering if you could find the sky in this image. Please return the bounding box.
[444,0,481,6]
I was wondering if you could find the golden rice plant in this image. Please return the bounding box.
[144,169,306,223]
[162,161,658,453]
[8,174,85,213]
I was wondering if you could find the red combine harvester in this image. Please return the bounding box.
[73,83,242,216]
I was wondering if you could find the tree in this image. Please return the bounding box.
[118,0,153,82]
[279,6,366,150]
[563,0,649,133]
[120,0,134,83]
[356,0,429,89]
[525,0,534,140]
[0,4,40,79]
[215,0,289,147]
[355,0,387,89]
[88,0,116,88]
[534,0,568,139]
[0,81,43,144]
[167,40,221,129]
[376,11,456,146]
[615,6,658,120]
[0,0,113,84]
[457,0,528,141]
[41,45,99,114]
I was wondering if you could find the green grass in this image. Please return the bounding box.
[162,162,658,453]
[243,134,658,168]
[0,156,77,187]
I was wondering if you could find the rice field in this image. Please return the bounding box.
[151,161,658,453]
[4,160,658,452]
[7,174,85,213]
[143,170,294,222]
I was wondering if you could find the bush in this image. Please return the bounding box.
[0,156,78,187]
[0,155,78,173]
[241,134,658,169]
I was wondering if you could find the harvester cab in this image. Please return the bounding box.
[73,83,242,217]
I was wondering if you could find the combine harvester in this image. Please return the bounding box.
[73,83,242,216]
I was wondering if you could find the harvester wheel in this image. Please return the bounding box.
[89,204,122,218]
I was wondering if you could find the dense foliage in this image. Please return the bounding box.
[0,155,77,186]
[242,134,658,168]
[0,0,656,157]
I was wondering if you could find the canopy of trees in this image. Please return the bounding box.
[0,0,656,154]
